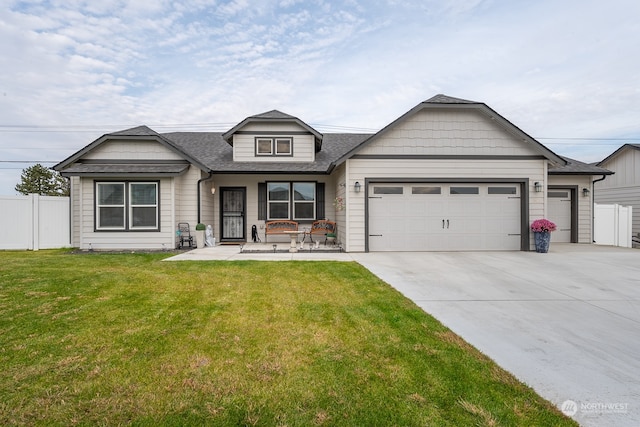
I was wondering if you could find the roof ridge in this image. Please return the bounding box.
[424,94,478,104]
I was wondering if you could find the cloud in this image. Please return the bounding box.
[0,0,639,193]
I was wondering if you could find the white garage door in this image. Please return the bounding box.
[548,190,572,243]
[368,183,522,251]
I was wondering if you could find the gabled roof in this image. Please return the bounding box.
[334,94,567,166]
[53,125,209,172]
[597,143,640,166]
[222,109,323,151]
[548,156,613,175]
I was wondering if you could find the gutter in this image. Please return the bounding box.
[591,174,610,242]
[197,171,214,224]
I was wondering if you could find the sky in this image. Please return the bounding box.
[1,0,639,195]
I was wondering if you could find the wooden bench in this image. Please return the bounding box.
[308,220,336,244]
[264,220,298,242]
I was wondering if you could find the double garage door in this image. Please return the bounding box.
[368,183,522,251]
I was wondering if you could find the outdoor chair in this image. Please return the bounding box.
[177,222,195,249]
[308,220,336,245]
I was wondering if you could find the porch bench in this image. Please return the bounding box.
[264,220,298,242]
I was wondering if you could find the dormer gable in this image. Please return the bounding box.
[223,110,323,163]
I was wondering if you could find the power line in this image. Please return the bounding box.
[0,160,57,163]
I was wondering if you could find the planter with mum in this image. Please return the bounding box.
[530,219,556,253]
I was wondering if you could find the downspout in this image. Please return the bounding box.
[197,171,214,224]
[591,174,609,242]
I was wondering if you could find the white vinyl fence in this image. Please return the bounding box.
[594,203,633,248]
[0,194,70,250]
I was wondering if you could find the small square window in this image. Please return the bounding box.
[275,138,292,155]
[256,139,273,155]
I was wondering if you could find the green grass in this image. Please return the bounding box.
[0,250,575,426]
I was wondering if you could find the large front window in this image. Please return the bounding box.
[96,182,159,231]
[267,182,316,220]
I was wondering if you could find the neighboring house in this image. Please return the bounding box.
[53,94,611,252]
[595,144,640,236]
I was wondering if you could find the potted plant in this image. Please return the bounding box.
[326,232,336,245]
[530,219,557,253]
[195,223,206,248]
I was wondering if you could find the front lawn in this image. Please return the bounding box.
[0,250,575,426]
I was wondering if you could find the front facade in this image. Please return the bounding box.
[595,144,640,236]
[54,95,610,252]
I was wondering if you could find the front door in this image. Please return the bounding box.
[220,187,246,242]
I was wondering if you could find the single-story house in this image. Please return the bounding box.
[594,144,640,237]
[53,94,612,252]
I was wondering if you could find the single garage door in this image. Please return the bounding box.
[368,183,522,251]
[547,190,572,243]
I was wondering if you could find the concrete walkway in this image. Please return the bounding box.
[165,244,357,261]
[166,243,640,426]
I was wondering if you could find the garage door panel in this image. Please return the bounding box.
[368,183,521,251]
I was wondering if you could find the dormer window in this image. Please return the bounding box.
[255,137,292,156]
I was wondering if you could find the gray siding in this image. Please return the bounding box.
[596,148,640,236]
[358,109,542,156]
[83,140,184,160]
[595,186,640,237]
[548,175,593,243]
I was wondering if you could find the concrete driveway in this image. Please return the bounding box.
[351,244,640,427]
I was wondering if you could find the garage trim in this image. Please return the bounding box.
[364,177,530,252]
[548,185,578,243]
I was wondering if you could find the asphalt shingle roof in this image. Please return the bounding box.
[162,131,371,174]
[548,156,613,175]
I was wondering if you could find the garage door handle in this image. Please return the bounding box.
[447,219,449,229]
[369,234,383,237]
[442,219,445,229]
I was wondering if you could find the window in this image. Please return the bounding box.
[267,182,290,219]
[255,137,292,156]
[548,191,569,198]
[373,186,403,194]
[488,187,517,195]
[130,183,158,229]
[412,186,441,194]
[450,186,479,195]
[96,182,159,231]
[293,182,315,220]
[97,182,125,229]
[256,138,272,155]
[275,138,292,155]
[266,182,316,220]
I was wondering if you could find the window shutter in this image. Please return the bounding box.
[316,182,325,219]
[258,182,266,220]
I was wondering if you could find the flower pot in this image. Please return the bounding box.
[195,230,205,248]
[534,231,551,253]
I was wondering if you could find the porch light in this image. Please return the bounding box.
[534,182,542,192]
[354,181,361,193]
[583,187,590,197]
[211,187,216,195]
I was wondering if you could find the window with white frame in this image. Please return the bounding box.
[96,182,159,231]
[266,182,316,220]
[256,137,292,156]
[267,182,290,219]
[256,138,273,155]
[293,182,315,220]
